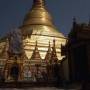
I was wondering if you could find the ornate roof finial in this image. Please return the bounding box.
[51,39,58,63]
[49,41,50,48]
[53,39,55,47]
[36,40,38,47]
[33,0,45,8]
[88,17,90,26]
[73,17,77,28]
[45,41,51,63]
[30,41,41,60]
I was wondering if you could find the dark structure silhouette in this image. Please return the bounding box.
[62,18,90,83]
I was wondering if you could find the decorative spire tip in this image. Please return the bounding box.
[33,0,45,7]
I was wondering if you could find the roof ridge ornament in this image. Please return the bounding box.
[33,0,45,8]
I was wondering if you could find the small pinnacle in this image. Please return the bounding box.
[33,0,45,7]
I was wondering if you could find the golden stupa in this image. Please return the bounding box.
[20,0,66,60]
[0,0,67,81]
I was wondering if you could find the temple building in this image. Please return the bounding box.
[62,18,90,82]
[0,0,66,81]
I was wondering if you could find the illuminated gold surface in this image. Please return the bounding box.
[20,0,67,60]
[0,0,67,62]
[23,0,52,27]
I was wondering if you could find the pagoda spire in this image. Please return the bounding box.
[72,17,77,29]
[51,39,58,63]
[30,41,41,60]
[33,0,45,8]
[88,17,90,26]
[45,41,52,63]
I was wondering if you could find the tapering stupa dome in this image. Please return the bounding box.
[23,0,53,27]
[20,0,66,60]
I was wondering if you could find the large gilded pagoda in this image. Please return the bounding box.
[0,0,66,82]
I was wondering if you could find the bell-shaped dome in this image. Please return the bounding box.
[20,0,66,60]
[23,0,53,27]
[21,0,65,38]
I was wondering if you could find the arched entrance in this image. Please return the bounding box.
[10,63,19,81]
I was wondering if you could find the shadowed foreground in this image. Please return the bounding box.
[0,88,79,90]
[0,82,82,90]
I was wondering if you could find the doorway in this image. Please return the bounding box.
[10,63,19,81]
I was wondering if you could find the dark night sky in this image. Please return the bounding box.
[0,0,90,37]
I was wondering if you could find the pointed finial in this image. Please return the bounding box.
[73,17,76,24]
[33,0,45,8]
[73,17,77,27]
[48,41,51,52]
[88,17,90,26]
[53,39,55,47]
[49,41,50,47]
[35,40,38,46]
